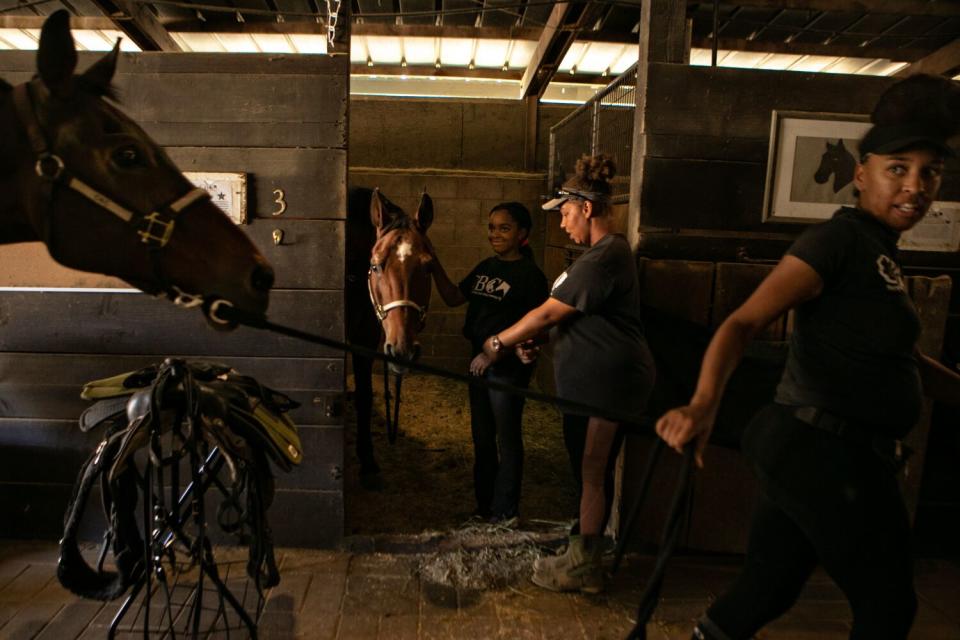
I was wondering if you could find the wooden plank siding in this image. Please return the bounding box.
[0,52,349,547]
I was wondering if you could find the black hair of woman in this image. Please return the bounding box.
[543,154,617,215]
[491,201,534,259]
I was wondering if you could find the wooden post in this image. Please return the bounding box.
[523,95,539,171]
[627,0,689,249]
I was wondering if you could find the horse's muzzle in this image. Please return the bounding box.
[251,262,275,293]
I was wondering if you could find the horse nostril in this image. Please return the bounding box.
[251,264,275,292]
[385,344,394,357]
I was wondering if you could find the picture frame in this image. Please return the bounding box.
[899,201,960,252]
[183,171,248,225]
[762,110,871,223]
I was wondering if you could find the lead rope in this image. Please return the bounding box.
[382,367,403,444]
[211,303,694,640]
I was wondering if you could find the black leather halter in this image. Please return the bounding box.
[11,79,210,302]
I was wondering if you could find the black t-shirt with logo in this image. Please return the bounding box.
[775,207,922,437]
[549,234,655,421]
[459,256,549,353]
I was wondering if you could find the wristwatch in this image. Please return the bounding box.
[490,335,503,353]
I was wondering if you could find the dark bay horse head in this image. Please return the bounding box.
[814,139,856,194]
[367,188,433,372]
[0,11,273,324]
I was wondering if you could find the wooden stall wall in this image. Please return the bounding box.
[0,52,348,547]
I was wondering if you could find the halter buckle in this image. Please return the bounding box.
[34,153,65,181]
[138,212,176,247]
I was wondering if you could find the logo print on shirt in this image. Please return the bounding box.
[876,254,905,292]
[551,271,568,293]
[473,275,511,300]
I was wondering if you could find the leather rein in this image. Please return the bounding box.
[10,80,210,307]
[366,256,429,444]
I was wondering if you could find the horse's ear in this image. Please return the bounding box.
[81,40,120,94]
[415,191,433,233]
[370,188,386,231]
[37,10,77,95]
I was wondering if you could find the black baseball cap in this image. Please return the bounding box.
[859,121,955,159]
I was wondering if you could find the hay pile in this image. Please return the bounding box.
[415,520,565,591]
[344,373,577,536]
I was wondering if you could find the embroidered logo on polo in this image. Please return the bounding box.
[876,254,906,292]
[472,275,511,300]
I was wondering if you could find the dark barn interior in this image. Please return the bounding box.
[1,0,960,637]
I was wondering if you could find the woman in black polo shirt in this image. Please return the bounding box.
[478,155,656,593]
[657,75,960,639]
[430,202,548,525]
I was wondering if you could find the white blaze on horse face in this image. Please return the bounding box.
[395,239,413,263]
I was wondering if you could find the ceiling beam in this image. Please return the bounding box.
[351,22,541,40]
[88,0,181,51]
[519,1,606,98]
[691,36,928,62]
[895,36,960,76]
[688,0,960,17]
[0,16,118,30]
[351,64,522,80]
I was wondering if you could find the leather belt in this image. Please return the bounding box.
[790,405,910,473]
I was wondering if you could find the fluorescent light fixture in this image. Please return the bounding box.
[754,53,802,70]
[288,33,328,55]
[611,48,638,73]
[558,42,587,72]
[350,35,367,63]
[366,35,403,64]
[351,74,522,100]
[215,33,260,53]
[172,32,226,52]
[250,33,294,53]
[542,81,606,104]
[720,50,769,69]
[0,28,38,50]
[507,40,535,68]
[439,37,474,66]
[402,37,435,65]
[474,39,509,68]
[72,30,114,51]
[786,55,835,72]
[577,42,626,74]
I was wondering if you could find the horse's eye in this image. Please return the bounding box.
[112,146,143,169]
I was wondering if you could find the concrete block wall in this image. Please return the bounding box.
[349,97,573,372]
[350,169,548,372]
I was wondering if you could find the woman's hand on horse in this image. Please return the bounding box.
[470,353,492,376]
[655,402,717,469]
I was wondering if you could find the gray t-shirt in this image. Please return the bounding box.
[550,234,655,421]
[775,208,922,437]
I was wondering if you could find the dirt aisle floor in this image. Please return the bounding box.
[344,372,578,535]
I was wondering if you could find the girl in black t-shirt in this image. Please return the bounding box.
[430,202,548,524]
[657,75,960,639]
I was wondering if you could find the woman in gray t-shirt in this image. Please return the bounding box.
[476,155,655,594]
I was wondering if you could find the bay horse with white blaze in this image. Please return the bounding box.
[346,187,433,486]
[1,11,273,321]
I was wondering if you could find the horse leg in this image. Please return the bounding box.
[352,352,381,484]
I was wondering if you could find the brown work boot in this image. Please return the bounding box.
[531,535,603,594]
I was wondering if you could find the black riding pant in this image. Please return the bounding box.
[469,359,532,518]
[706,403,916,640]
